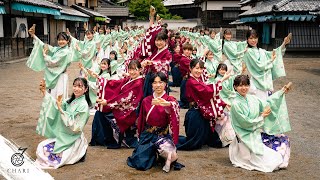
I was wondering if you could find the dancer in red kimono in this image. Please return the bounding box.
[141,32,172,97]
[90,60,144,148]
[175,43,193,109]
[177,59,231,150]
[127,72,184,172]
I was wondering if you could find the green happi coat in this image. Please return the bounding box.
[215,74,236,105]
[26,36,72,89]
[230,90,291,155]
[204,59,219,84]
[223,40,247,75]
[201,33,223,62]
[244,46,286,91]
[94,32,111,50]
[87,69,111,105]
[36,92,90,153]
[70,35,97,69]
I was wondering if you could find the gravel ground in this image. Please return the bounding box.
[0,57,319,180]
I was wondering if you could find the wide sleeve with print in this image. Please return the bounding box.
[60,101,89,134]
[230,94,266,155]
[26,36,52,71]
[264,89,291,135]
[165,96,180,145]
[188,77,223,101]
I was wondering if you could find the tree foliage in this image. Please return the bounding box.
[128,0,181,20]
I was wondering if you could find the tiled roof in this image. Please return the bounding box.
[56,3,89,18]
[163,0,194,6]
[13,0,61,10]
[276,0,319,12]
[239,0,259,5]
[72,4,106,17]
[96,6,129,16]
[240,0,320,17]
[310,7,320,16]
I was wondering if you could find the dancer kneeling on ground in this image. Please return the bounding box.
[177,59,231,150]
[35,78,91,169]
[127,72,184,172]
[229,75,292,172]
[90,60,144,149]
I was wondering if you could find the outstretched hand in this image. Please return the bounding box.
[87,68,99,79]
[66,28,70,35]
[56,95,64,114]
[221,70,231,82]
[28,24,36,38]
[83,22,88,31]
[39,79,46,97]
[43,44,49,57]
[284,33,292,45]
[282,82,292,94]
[150,5,156,17]
[271,50,276,62]
[152,98,171,107]
[261,106,271,118]
[96,98,107,106]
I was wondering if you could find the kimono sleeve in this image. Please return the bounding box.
[36,92,59,138]
[230,100,264,131]
[150,50,172,74]
[43,48,69,68]
[80,42,96,60]
[106,78,138,109]
[192,80,222,100]
[264,90,291,134]
[60,103,89,134]
[245,48,273,71]
[137,98,147,137]
[270,46,286,80]
[165,96,180,145]
[26,35,46,71]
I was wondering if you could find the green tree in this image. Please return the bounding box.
[128,0,181,20]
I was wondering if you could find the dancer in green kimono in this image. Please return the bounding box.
[229,75,292,172]
[204,49,219,84]
[27,24,72,100]
[243,29,291,101]
[214,63,237,106]
[72,30,97,70]
[79,58,112,111]
[222,29,247,75]
[35,77,91,169]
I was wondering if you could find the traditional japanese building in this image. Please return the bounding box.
[163,0,201,20]
[0,0,108,61]
[95,0,129,27]
[238,0,320,50]
[193,0,250,28]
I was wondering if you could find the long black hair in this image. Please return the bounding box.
[109,50,117,60]
[99,58,111,76]
[215,63,228,78]
[67,77,92,107]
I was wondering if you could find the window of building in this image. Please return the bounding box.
[223,7,241,20]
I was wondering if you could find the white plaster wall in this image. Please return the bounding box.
[125,19,200,30]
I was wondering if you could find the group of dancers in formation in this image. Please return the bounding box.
[26,6,293,173]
